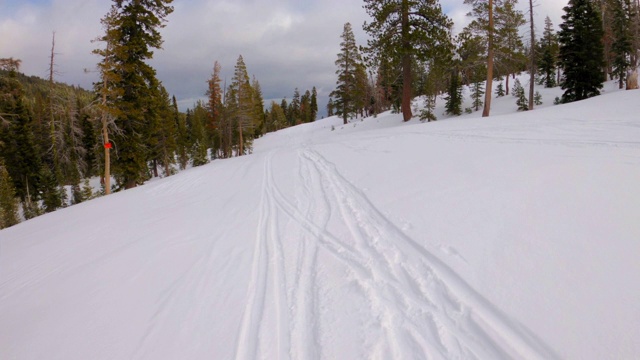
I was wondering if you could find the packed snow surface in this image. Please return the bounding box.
[1,83,639,359]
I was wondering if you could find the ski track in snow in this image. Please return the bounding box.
[232,146,559,359]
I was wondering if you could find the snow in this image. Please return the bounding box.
[1,78,639,359]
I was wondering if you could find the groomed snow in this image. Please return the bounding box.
[1,79,639,359]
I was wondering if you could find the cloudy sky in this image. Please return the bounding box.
[0,0,568,116]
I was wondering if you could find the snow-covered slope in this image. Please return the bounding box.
[1,83,639,359]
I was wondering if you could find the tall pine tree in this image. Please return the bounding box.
[364,0,452,121]
[331,23,363,125]
[538,17,559,88]
[558,0,606,103]
[97,0,174,189]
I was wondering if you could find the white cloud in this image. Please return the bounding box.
[1,0,569,114]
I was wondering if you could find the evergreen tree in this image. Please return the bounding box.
[310,86,318,121]
[331,23,363,124]
[3,95,42,201]
[465,0,496,116]
[98,0,174,189]
[229,55,255,155]
[456,28,486,86]
[289,88,302,125]
[326,97,334,117]
[189,102,209,166]
[251,77,265,136]
[364,0,452,121]
[206,61,223,156]
[80,108,98,177]
[538,17,559,88]
[495,0,527,94]
[280,98,289,124]
[419,95,437,122]
[149,85,177,176]
[40,164,64,213]
[92,5,121,195]
[495,82,505,96]
[0,161,19,229]
[471,81,485,111]
[513,79,529,110]
[80,178,95,201]
[268,101,287,131]
[173,96,190,168]
[300,90,312,123]
[558,0,605,103]
[611,0,633,89]
[445,70,463,116]
[534,91,543,105]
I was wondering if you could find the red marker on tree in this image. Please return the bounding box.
[104,142,112,149]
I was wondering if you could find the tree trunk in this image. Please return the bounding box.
[401,0,413,122]
[238,121,244,156]
[482,0,494,118]
[125,179,136,189]
[164,160,171,177]
[627,70,639,89]
[529,0,535,110]
[102,77,111,195]
[506,74,510,96]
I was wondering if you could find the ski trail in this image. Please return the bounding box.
[288,150,323,360]
[235,151,292,360]
[234,155,272,360]
[264,152,292,359]
[299,148,558,359]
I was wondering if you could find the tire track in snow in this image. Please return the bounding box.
[298,148,558,359]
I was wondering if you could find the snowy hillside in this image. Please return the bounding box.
[1,81,639,359]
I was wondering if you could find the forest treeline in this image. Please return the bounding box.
[1,0,639,228]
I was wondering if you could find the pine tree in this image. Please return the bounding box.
[290,88,301,125]
[0,161,20,229]
[4,96,42,202]
[300,90,312,123]
[364,0,452,121]
[495,82,506,96]
[97,0,174,189]
[471,81,485,111]
[268,101,287,131]
[326,97,334,117]
[465,0,495,116]
[229,55,255,155]
[189,102,209,166]
[456,28,485,86]
[558,0,605,103]
[539,17,559,88]
[445,70,463,116]
[173,96,189,168]
[149,85,177,177]
[92,5,121,195]
[251,77,265,136]
[495,0,527,94]
[331,23,362,125]
[81,178,94,201]
[206,61,223,157]
[611,0,633,89]
[310,87,318,121]
[41,164,64,213]
[534,91,543,105]
[513,79,529,111]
